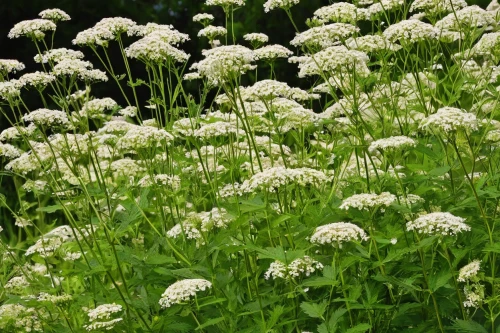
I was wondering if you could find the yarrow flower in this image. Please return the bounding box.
[419,107,478,132]
[264,0,300,12]
[125,31,190,63]
[193,13,215,24]
[368,136,417,153]
[339,192,397,210]
[310,222,369,247]
[291,23,359,49]
[244,33,269,45]
[406,212,471,236]
[458,260,481,282]
[8,19,57,40]
[159,279,212,308]
[240,167,330,193]
[84,304,123,332]
[0,59,25,74]
[34,48,84,64]
[197,26,227,39]
[313,3,365,23]
[39,9,71,22]
[190,45,256,85]
[382,19,438,44]
[255,45,293,60]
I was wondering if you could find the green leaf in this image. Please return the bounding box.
[428,165,451,177]
[428,271,452,292]
[451,320,488,333]
[195,317,225,330]
[36,204,63,213]
[145,255,177,265]
[345,323,372,333]
[300,301,327,319]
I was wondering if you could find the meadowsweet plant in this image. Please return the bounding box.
[1,1,500,332]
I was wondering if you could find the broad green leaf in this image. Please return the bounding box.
[345,323,371,333]
[300,301,327,319]
[195,317,225,330]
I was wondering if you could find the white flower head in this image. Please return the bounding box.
[159,279,212,308]
[458,260,481,282]
[39,9,71,22]
[406,212,470,236]
[8,19,57,40]
[310,222,369,247]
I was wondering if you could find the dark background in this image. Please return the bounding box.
[0,0,328,108]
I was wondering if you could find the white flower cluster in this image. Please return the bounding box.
[368,0,405,18]
[406,212,471,236]
[23,108,70,128]
[73,17,137,46]
[419,107,478,133]
[159,279,212,308]
[118,106,137,117]
[193,13,215,23]
[409,0,467,14]
[198,26,227,39]
[313,3,364,23]
[39,8,71,22]
[0,59,25,74]
[194,121,245,139]
[80,98,118,118]
[0,304,42,332]
[255,45,293,60]
[84,303,123,332]
[0,81,21,100]
[0,143,22,159]
[167,221,202,242]
[37,292,72,303]
[368,136,417,153]
[18,72,56,88]
[115,125,173,151]
[346,35,401,53]
[52,59,108,82]
[463,285,484,308]
[127,23,189,43]
[264,0,300,12]
[8,19,57,39]
[243,80,318,101]
[457,260,481,282]
[244,33,269,44]
[291,23,359,49]
[4,276,30,292]
[34,48,84,64]
[206,0,245,7]
[125,31,190,63]
[340,192,397,210]
[310,222,369,246]
[290,45,370,78]
[435,6,495,31]
[138,174,181,190]
[190,45,256,85]
[383,20,438,43]
[240,167,329,193]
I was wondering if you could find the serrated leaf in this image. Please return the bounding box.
[300,301,327,319]
[429,271,452,292]
[451,319,488,333]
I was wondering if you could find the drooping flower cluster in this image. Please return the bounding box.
[84,303,123,332]
[458,260,481,282]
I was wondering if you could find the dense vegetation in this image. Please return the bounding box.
[1,0,500,332]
